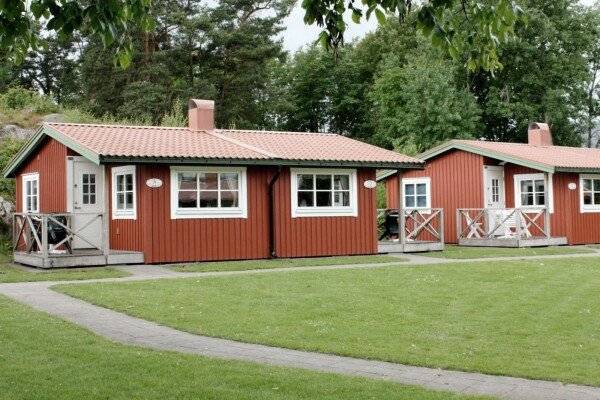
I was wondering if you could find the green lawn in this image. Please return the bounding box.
[420,245,594,259]
[0,296,485,400]
[171,254,404,273]
[0,253,128,283]
[58,257,600,386]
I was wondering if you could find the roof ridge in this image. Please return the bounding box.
[217,128,337,136]
[205,130,279,158]
[45,122,188,130]
[462,139,600,151]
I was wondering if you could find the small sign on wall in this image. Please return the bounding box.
[146,178,163,188]
[568,182,577,190]
[363,180,377,189]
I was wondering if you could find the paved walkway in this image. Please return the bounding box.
[3,252,600,400]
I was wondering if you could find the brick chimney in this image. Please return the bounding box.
[528,122,553,146]
[188,99,214,131]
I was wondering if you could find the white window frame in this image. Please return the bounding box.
[402,177,431,210]
[170,166,247,219]
[291,168,358,218]
[579,174,600,213]
[513,173,553,213]
[22,172,39,213]
[111,165,137,220]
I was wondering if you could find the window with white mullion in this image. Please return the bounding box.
[22,173,39,213]
[580,175,600,212]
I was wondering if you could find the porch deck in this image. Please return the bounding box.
[13,249,144,269]
[12,212,144,269]
[378,208,445,253]
[456,208,567,248]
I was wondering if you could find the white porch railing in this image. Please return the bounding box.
[379,208,444,245]
[13,212,109,258]
[456,208,551,241]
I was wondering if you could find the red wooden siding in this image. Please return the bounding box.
[14,137,68,213]
[108,165,378,262]
[274,168,377,257]
[384,150,484,243]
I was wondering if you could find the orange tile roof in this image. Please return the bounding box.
[43,123,421,167]
[457,140,600,170]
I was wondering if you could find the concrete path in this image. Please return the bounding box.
[2,278,600,400]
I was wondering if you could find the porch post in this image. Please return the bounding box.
[396,170,405,248]
[439,208,444,245]
[41,214,48,259]
[515,209,522,247]
[544,172,552,238]
[102,169,110,257]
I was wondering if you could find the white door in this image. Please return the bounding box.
[69,157,104,249]
[483,166,506,235]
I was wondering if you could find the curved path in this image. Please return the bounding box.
[2,253,600,400]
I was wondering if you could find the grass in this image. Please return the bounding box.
[171,254,404,273]
[0,253,128,283]
[0,296,485,400]
[420,245,594,259]
[58,257,600,386]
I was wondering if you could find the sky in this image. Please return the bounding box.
[281,0,597,52]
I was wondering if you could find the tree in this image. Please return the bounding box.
[1,0,153,67]
[301,0,523,71]
[469,0,600,146]
[370,52,480,152]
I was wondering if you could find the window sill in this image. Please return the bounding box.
[112,211,136,220]
[171,208,247,219]
[580,207,600,213]
[292,207,357,218]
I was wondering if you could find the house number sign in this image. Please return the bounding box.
[146,178,163,188]
[363,180,377,189]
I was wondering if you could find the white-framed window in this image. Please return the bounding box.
[513,173,553,212]
[402,177,431,209]
[22,172,39,213]
[580,174,600,213]
[291,168,357,217]
[170,166,247,219]
[112,165,136,219]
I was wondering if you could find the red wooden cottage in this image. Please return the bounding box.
[4,99,426,268]
[379,123,600,247]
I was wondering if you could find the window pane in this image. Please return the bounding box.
[416,183,427,195]
[90,174,95,184]
[117,175,124,192]
[583,179,592,191]
[297,191,313,207]
[316,191,332,207]
[199,190,218,207]
[25,181,31,196]
[416,195,427,207]
[595,192,600,205]
[90,194,96,204]
[83,174,88,184]
[316,175,332,190]
[220,173,238,190]
[32,180,38,195]
[220,190,239,207]
[520,180,533,193]
[521,193,533,206]
[584,192,592,205]
[199,173,218,190]
[125,192,133,209]
[334,191,349,207]
[32,196,37,211]
[179,173,197,190]
[534,180,545,193]
[405,184,415,196]
[26,197,31,212]
[125,174,133,191]
[90,184,95,194]
[334,175,349,190]
[83,194,89,204]
[117,193,125,209]
[594,180,600,191]
[536,193,545,206]
[178,191,197,208]
[405,196,415,207]
[297,175,313,190]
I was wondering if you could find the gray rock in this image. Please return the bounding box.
[0,124,34,140]
[41,113,66,123]
[0,196,14,233]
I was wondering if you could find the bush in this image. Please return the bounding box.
[0,138,24,201]
[0,87,59,114]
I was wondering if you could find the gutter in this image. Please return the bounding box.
[268,166,282,258]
